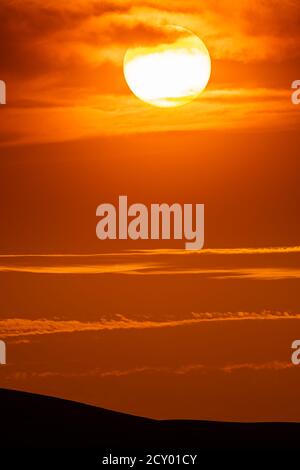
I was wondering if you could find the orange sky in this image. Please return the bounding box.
[0,0,300,422]
[1,0,299,144]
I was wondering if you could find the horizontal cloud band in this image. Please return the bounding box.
[1,311,300,339]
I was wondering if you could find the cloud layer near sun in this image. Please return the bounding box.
[1,0,299,144]
[2,0,300,79]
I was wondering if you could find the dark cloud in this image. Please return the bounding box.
[84,21,188,47]
[0,1,130,78]
[243,0,300,37]
[0,1,184,86]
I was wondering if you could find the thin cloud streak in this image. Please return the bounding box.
[1,245,299,258]
[1,265,300,280]
[1,311,300,339]
[215,268,300,280]
[222,361,294,373]
[0,262,158,275]
[131,246,300,256]
[6,360,293,381]
[0,246,300,279]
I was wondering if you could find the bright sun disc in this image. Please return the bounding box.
[123,25,211,108]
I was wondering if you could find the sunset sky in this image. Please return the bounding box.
[0,0,300,421]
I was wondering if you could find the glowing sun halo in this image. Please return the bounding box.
[123,26,211,108]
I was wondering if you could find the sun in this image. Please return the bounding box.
[123,25,211,108]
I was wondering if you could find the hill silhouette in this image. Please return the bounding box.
[0,388,300,449]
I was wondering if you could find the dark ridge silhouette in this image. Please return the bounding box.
[0,388,300,449]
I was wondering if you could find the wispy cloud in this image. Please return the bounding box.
[0,246,299,279]
[222,361,294,373]
[1,311,300,339]
[0,261,157,275]
[6,360,293,381]
[1,88,296,146]
[2,245,300,258]
[131,246,300,256]
[215,268,300,280]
